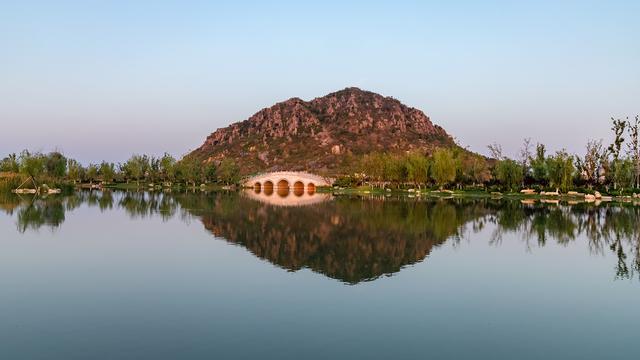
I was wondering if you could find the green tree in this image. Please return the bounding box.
[44,151,67,179]
[530,143,547,185]
[67,159,83,184]
[159,153,176,183]
[217,159,240,185]
[430,148,457,189]
[361,153,386,188]
[122,155,146,184]
[405,152,428,189]
[495,159,524,192]
[148,156,160,183]
[613,158,635,191]
[175,158,201,187]
[546,150,574,192]
[0,153,19,172]
[19,150,45,183]
[204,162,217,182]
[379,154,406,188]
[86,164,98,184]
[99,162,116,184]
[465,156,490,186]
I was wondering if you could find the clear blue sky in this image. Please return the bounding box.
[1,0,638,164]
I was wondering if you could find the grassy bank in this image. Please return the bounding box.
[102,182,228,192]
[328,186,640,203]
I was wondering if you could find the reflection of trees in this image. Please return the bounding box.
[16,197,65,233]
[179,194,490,284]
[489,201,577,247]
[118,191,177,221]
[0,192,21,215]
[2,191,640,281]
[488,202,640,280]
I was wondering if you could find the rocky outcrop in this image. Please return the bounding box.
[189,87,453,175]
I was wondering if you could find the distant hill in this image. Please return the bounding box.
[188,87,457,175]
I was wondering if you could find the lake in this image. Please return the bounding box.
[0,190,638,359]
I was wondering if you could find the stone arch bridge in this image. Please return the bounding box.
[242,171,333,196]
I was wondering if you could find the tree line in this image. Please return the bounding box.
[3,115,639,194]
[336,147,491,190]
[0,151,241,188]
[338,116,640,194]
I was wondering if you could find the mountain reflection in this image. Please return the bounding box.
[192,195,487,283]
[2,191,639,283]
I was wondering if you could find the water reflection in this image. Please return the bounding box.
[242,189,331,206]
[2,191,639,283]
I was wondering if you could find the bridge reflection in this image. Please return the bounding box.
[243,189,331,206]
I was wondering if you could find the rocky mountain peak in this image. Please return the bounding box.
[189,88,453,175]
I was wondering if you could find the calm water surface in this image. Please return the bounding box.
[0,190,638,359]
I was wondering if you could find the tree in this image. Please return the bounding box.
[122,155,146,185]
[148,156,160,183]
[431,148,456,189]
[627,115,640,188]
[488,143,504,160]
[495,159,524,192]
[612,158,635,192]
[99,162,116,184]
[19,150,44,182]
[0,153,19,173]
[86,164,98,184]
[384,155,407,188]
[159,153,176,183]
[546,150,574,192]
[44,151,67,179]
[175,158,201,187]
[530,143,547,185]
[578,139,608,188]
[519,138,534,178]
[608,118,627,189]
[405,152,428,189]
[67,159,82,184]
[204,162,217,182]
[465,156,491,186]
[217,159,240,185]
[361,153,386,188]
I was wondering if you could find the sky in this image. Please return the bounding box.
[1,0,639,164]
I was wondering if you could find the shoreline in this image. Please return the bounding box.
[3,179,640,205]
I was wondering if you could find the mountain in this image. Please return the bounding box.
[188,87,455,175]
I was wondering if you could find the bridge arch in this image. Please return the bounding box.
[307,182,316,194]
[242,171,333,197]
[263,180,274,195]
[293,181,305,196]
[277,179,290,197]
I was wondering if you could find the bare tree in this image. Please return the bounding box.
[579,139,608,188]
[608,117,627,190]
[487,142,504,160]
[519,138,533,173]
[627,115,640,189]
